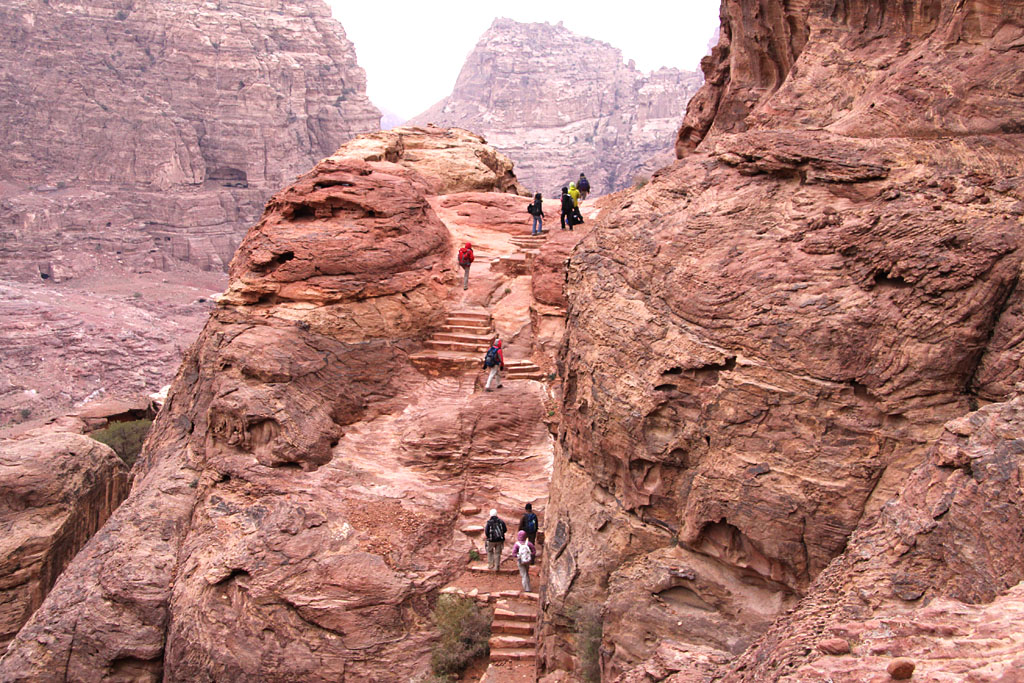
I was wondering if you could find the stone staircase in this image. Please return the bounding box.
[493,233,548,275]
[411,309,547,381]
[411,308,493,373]
[489,595,539,663]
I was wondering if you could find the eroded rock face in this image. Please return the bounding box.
[0,0,379,423]
[411,18,703,194]
[722,397,1024,681]
[541,0,1024,677]
[0,431,129,651]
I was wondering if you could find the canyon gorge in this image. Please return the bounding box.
[3,0,1024,681]
[412,18,704,196]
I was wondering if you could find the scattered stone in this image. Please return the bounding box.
[887,658,915,680]
[817,638,851,655]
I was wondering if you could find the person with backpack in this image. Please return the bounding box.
[560,187,575,231]
[568,182,584,226]
[527,193,543,235]
[508,530,537,592]
[519,502,539,546]
[483,338,504,391]
[578,173,591,200]
[485,509,507,571]
[457,242,474,290]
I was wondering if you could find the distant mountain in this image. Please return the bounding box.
[379,109,407,130]
[410,18,703,195]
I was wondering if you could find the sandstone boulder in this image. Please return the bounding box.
[330,126,524,196]
[0,431,129,650]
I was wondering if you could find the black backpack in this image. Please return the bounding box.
[524,512,538,534]
[486,517,505,542]
[579,177,590,192]
[527,203,536,216]
[484,346,499,368]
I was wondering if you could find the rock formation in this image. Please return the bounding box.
[0,0,379,422]
[411,18,703,195]
[539,0,1024,678]
[0,428,129,650]
[0,130,571,680]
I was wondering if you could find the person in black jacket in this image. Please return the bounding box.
[578,173,591,200]
[560,187,575,230]
[528,193,544,235]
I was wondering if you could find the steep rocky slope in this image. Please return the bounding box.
[412,18,703,195]
[539,0,1024,678]
[0,131,570,681]
[0,428,129,651]
[0,0,379,423]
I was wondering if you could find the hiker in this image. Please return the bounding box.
[519,502,539,546]
[560,187,575,231]
[483,338,504,391]
[457,242,474,290]
[568,182,584,226]
[509,530,537,592]
[485,509,507,571]
[578,173,591,200]
[527,193,543,235]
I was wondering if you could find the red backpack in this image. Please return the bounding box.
[458,246,474,266]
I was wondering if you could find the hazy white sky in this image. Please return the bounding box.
[329,1,722,121]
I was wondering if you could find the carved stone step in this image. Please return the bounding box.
[489,648,536,662]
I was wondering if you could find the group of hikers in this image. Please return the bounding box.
[485,504,540,592]
[525,172,591,235]
[455,172,591,288]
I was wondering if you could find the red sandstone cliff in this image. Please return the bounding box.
[411,18,703,195]
[0,0,380,424]
[539,0,1024,678]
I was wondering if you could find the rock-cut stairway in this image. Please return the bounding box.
[411,308,545,380]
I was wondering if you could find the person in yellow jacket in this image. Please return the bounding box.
[568,182,583,225]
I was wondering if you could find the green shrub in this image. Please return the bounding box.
[633,175,649,189]
[90,418,152,466]
[19,408,32,420]
[468,548,481,562]
[574,604,603,682]
[430,594,491,677]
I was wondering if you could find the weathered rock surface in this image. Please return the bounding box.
[0,0,379,422]
[0,430,129,650]
[540,0,1024,678]
[0,134,564,679]
[332,126,525,196]
[722,397,1024,681]
[412,18,702,194]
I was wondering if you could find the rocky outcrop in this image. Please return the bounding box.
[411,18,703,194]
[332,126,524,195]
[0,125,567,679]
[0,0,378,422]
[540,0,1024,678]
[0,430,129,651]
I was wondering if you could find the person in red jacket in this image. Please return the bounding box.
[483,338,504,391]
[457,243,474,290]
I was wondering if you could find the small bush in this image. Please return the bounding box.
[468,548,481,562]
[19,407,32,420]
[90,418,152,466]
[430,594,491,677]
[633,175,649,189]
[132,292,143,299]
[574,604,603,682]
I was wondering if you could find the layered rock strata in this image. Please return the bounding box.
[0,0,379,421]
[412,18,703,194]
[539,0,1024,678]
[0,429,129,650]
